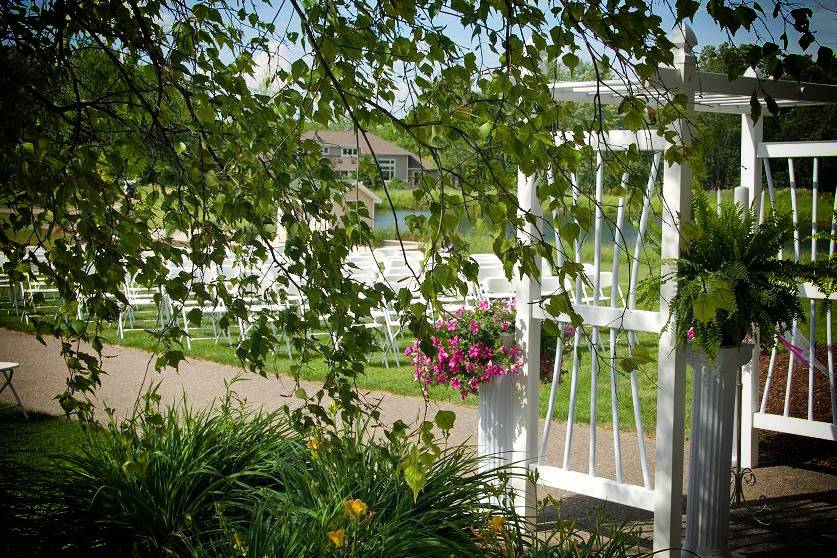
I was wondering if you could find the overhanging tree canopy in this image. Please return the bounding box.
[0,0,832,421]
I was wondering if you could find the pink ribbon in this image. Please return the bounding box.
[778,331,828,374]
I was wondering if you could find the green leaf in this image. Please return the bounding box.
[186,308,203,325]
[205,170,219,188]
[402,449,428,503]
[434,410,456,434]
[623,110,643,131]
[749,92,761,125]
[196,101,215,124]
[478,121,493,139]
[562,52,579,73]
[693,293,717,324]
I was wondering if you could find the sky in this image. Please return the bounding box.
[682,0,837,52]
[244,1,837,103]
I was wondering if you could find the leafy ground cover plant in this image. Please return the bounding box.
[407,299,524,399]
[1,395,647,558]
[2,390,303,557]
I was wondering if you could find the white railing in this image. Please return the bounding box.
[739,140,837,457]
[508,122,691,555]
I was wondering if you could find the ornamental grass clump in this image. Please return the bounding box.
[407,299,524,399]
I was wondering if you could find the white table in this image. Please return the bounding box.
[0,362,28,419]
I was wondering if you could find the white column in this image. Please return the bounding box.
[513,170,542,523]
[739,74,763,469]
[684,346,753,558]
[479,374,516,472]
[654,23,695,558]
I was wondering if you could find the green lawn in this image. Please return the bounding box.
[0,406,90,469]
[2,300,829,437]
[0,309,680,435]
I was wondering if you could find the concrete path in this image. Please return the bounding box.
[2,327,836,555]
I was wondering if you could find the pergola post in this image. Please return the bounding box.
[653,24,695,558]
[513,170,542,523]
[739,70,763,469]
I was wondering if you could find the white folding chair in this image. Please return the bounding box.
[0,362,28,419]
[117,276,167,338]
[480,276,516,300]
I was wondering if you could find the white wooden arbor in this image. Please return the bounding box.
[498,24,837,557]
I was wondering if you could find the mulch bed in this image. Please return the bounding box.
[757,344,837,471]
[758,345,834,423]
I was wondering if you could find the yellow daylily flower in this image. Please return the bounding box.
[343,498,368,521]
[490,515,505,533]
[307,436,320,460]
[233,532,245,555]
[327,528,346,547]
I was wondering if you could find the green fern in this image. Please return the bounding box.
[657,189,836,357]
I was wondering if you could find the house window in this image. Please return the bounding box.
[341,147,358,157]
[320,145,330,155]
[378,158,396,180]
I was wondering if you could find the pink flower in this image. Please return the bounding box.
[470,320,479,334]
[450,378,461,390]
[563,326,576,337]
[501,320,511,332]
[478,299,490,310]
[686,327,695,340]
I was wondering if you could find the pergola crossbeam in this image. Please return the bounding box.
[551,68,837,115]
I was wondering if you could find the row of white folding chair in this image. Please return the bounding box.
[118,277,168,338]
[0,273,20,314]
[234,271,307,357]
[471,253,502,267]
[382,251,423,270]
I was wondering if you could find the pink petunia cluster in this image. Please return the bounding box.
[406,298,524,400]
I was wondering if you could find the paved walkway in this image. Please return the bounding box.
[1,327,835,555]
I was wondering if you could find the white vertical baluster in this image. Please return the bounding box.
[562,173,584,470]
[828,189,837,424]
[808,159,818,421]
[740,102,763,469]
[790,160,801,262]
[716,187,722,215]
[540,166,567,461]
[589,150,604,477]
[609,196,626,483]
[627,152,659,490]
[760,159,779,413]
[783,159,800,416]
[541,319,565,462]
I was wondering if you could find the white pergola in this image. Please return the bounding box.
[550,65,836,115]
[484,24,837,558]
